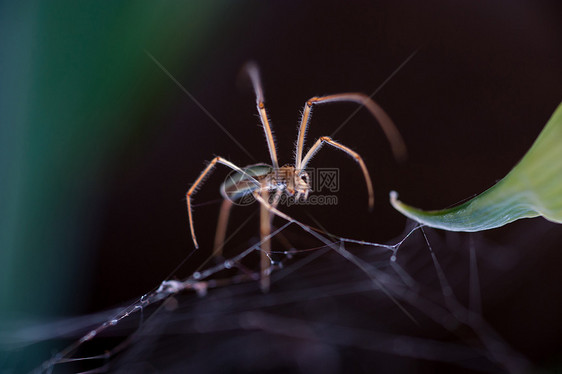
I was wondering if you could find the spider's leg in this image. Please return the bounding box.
[256,186,283,292]
[244,62,279,169]
[187,157,259,249]
[213,198,234,259]
[300,136,374,210]
[295,93,406,170]
[259,185,271,292]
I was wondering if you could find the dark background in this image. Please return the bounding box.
[96,0,562,306]
[1,1,561,373]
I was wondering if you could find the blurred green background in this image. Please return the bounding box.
[0,1,218,312]
[0,1,232,366]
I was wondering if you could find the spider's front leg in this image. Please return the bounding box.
[300,136,375,210]
[186,157,258,249]
[244,62,280,170]
[294,93,407,170]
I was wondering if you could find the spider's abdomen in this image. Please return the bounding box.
[220,163,272,202]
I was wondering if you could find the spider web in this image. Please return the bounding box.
[2,198,561,374]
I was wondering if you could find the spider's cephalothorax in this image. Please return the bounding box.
[185,62,406,291]
[269,165,311,200]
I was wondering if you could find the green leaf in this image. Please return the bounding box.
[391,102,562,231]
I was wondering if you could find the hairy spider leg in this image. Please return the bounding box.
[214,177,283,292]
[300,136,375,210]
[294,93,407,171]
[213,199,234,258]
[259,182,271,292]
[245,62,279,169]
[213,163,273,258]
[259,186,283,292]
[186,157,260,249]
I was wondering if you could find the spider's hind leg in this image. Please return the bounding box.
[213,198,234,260]
[258,187,283,292]
[259,187,271,292]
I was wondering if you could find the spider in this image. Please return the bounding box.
[186,63,406,291]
